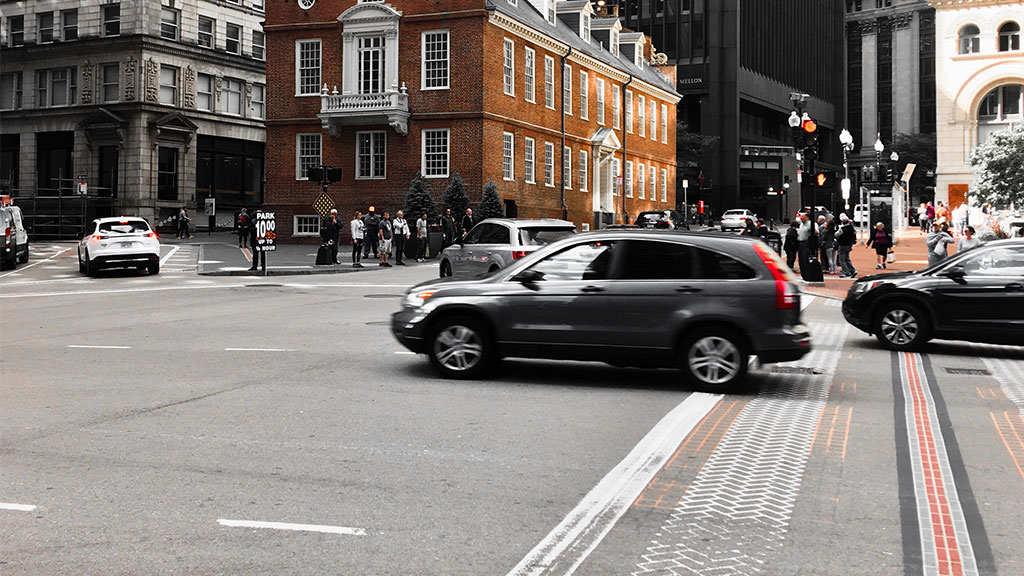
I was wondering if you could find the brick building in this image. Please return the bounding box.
[264,0,679,241]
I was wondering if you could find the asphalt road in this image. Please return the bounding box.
[2,242,1022,575]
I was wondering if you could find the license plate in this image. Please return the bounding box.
[120,242,133,248]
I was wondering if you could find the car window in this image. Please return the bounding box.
[463,225,485,245]
[98,220,151,234]
[960,246,1024,277]
[477,224,511,245]
[518,226,576,246]
[616,240,695,280]
[525,241,616,281]
[692,247,756,279]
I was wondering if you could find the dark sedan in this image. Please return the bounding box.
[392,230,811,392]
[842,239,1024,350]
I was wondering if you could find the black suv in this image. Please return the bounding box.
[392,230,810,392]
[842,239,1024,350]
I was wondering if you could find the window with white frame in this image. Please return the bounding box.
[638,163,645,199]
[579,70,588,119]
[596,78,605,125]
[358,35,385,94]
[563,146,571,189]
[252,0,265,12]
[221,77,242,115]
[660,168,667,202]
[610,30,619,56]
[252,31,265,60]
[422,128,450,178]
[611,157,618,196]
[581,12,591,42]
[625,160,633,197]
[198,16,214,48]
[650,99,657,139]
[544,55,554,109]
[638,95,646,137]
[251,83,265,119]
[159,65,178,105]
[612,85,620,129]
[8,16,24,47]
[544,142,554,186]
[296,133,321,180]
[579,150,588,191]
[226,23,241,54]
[625,90,633,133]
[524,47,536,103]
[38,12,54,44]
[422,30,449,89]
[294,215,321,236]
[357,131,386,179]
[649,165,656,197]
[503,38,515,96]
[160,7,179,40]
[61,9,78,41]
[661,103,668,143]
[503,132,515,180]
[102,5,120,37]
[563,64,572,115]
[506,0,517,5]
[524,137,536,183]
[296,39,321,95]
[0,72,22,110]
[101,64,119,103]
[547,2,556,25]
[196,73,214,111]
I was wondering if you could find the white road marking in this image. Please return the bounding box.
[68,345,132,349]
[217,519,366,536]
[197,260,223,264]
[0,503,37,512]
[507,392,723,576]
[0,283,245,299]
[0,247,71,279]
[159,245,180,266]
[801,294,816,310]
[224,348,296,352]
[394,351,415,355]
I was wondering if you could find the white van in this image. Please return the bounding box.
[1,204,30,269]
[852,204,869,227]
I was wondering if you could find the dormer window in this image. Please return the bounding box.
[547,1,556,26]
[581,12,591,42]
[610,30,618,56]
[506,0,517,5]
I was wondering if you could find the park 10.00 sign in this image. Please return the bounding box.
[255,212,277,252]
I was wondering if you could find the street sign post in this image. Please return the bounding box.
[255,211,277,276]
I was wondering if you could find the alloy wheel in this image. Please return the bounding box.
[433,325,484,372]
[687,336,742,385]
[880,309,918,346]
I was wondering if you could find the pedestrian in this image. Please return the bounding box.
[935,201,949,227]
[953,203,969,236]
[821,219,837,274]
[956,225,981,253]
[796,212,814,275]
[320,208,342,265]
[756,219,770,241]
[835,213,857,278]
[236,208,250,248]
[416,212,429,262]
[866,221,893,270]
[379,210,393,267]
[917,203,928,233]
[178,206,192,239]
[393,210,410,265]
[784,220,799,271]
[350,211,365,267]
[362,206,380,259]
[460,208,474,238]
[441,208,456,249]
[926,222,955,267]
[248,209,264,271]
[740,218,759,237]
[925,202,935,233]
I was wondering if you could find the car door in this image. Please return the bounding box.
[452,225,484,276]
[931,245,1024,337]
[476,223,512,273]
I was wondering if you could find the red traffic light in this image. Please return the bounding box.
[698,200,705,213]
[802,119,818,134]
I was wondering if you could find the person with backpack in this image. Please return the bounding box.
[378,210,394,267]
[835,213,858,278]
[236,208,250,248]
[362,206,381,259]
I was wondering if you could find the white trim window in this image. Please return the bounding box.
[544,55,555,109]
[596,78,606,125]
[38,12,54,44]
[650,99,657,140]
[61,9,78,41]
[8,15,24,47]
[625,90,633,133]
[661,103,668,143]
[252,0,265,12]
[251,83,265,119]
[638,163,646,199]
[296,133,321,180]
[198,16,215,49]
[295,39,321,96]
[524,137,536,183]
[159,65,178,105]
[612,85,620,130]
[503,131,515,180]
[221,77,243,115]
[253,31,265,60]
[544,142,555,187]
[225,23,241,55]
[563,64,572,115]
[422,30,449,90]
[356,131,386,179]
[524,47,536,103]
[581,12,591,42]
[102,5,120,37]
[579,70,588,120]
[0,72,23,110]
[638,95,646,137]
[422,128,450,178]
[579,150,588,192]
[503,38,515,96]
[649,165,656,197]
[547,2,556,25]
[506,0,518,5]
[160,7,179,41]
[563,146,572,189]
[358,35,386,94]
[610,30,619,56]
[196,72,214,111]
[293,215,321,237]
[625,160,633,198]
[101,64,119,103]
[660,168,667,202]
[611,157,619,196]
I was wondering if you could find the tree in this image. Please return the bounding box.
[970,126,1024,209]
[403,172,436,221]
[441,173,470,217]
[676,123,719,169]
[893,132,937,202]
[478,181,504,219]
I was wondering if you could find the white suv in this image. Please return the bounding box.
[79,217,161,276]
[720,209,756,231]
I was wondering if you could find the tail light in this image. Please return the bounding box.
[89,234,103,243]
[147,231,158,239]
[511,250,527,260]
[4,226,10,246]
[753,243,798,310]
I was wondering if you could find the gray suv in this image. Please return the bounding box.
[439,218,576,278]
[393,230,811,392]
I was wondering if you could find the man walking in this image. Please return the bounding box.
[320,209,342,265]
[784,220,799,271]
[379,210,394,267]
[177,206,192,239]
[441,208,456,248]
[835,213,857,278]
[350,210,365,268]
[392,210,410,265]
[416,212,429,262]
[362,206,380,259]
[236,208,250,248]
[460,208,474,238]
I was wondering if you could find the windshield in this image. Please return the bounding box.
[724,211,747,217]
[98,220,151,234]
[518,226,576,246]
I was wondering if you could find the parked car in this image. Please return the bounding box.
[0,203,29,270]
[438,218,576,278]
[842,239,1024,350]
[720,209,757,231]
[78,217,161,276]
[635,210,690,230]
[393,230,811,392]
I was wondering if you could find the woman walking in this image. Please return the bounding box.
[926,222,955,267]
[956,225,981,253]
[866,222,892,270]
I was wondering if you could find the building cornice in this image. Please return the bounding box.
[927,0,1020,8]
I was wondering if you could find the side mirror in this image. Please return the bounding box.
[513,268,543,284]
[939,265,966,282]
[456,236,465,245]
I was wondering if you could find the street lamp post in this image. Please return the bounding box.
[682,179,689,225]
[839,129,854,212]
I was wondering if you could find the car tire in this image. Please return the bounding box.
[488,264,500,274]
[148,260,160,275]
[440,259,452,278]
[85,251,98,277]
[873,301,930,351]
[426,315,494,379]
[78,249,87,273]
[18,246,28,264]
[680,328,749,393]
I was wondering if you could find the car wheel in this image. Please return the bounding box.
[85,251,98,277]
[874,301,930,351]
[440,259,452,278]
[427,315,494,379]
[148,260,160,275]
[18,246,28,264]
[78,249,87,273]
[680,328,748,392]
[488,264,500,274]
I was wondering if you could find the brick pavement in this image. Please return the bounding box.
[804,229,934,300]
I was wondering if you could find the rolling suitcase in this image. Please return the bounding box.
[315,243,332,265]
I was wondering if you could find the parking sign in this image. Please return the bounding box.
[255,211,277,252]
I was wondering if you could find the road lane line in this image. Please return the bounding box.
[159,245,180,266]
[394,351,415,355]
[0,503,37,511]
[0,283,246,299]
[68,345,132,349]
[0,247,71,279]
[217,519,366,536]
[225,348,296,352]
[801,294,816,310]
[507,392,722,576]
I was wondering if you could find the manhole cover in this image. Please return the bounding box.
[770,366,822,375]
[365,321,390,326]
[245,284,283,288]
[364,294,403,298]
[944,367,991,376]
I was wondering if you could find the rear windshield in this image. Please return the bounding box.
[518,226,576,246]
[98,220,151,234]
[724,210,747,217]
[636,212,667,224]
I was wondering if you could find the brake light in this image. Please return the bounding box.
[753,243,798,310]
[511,250,527,260]
[147,231,158,239]
[119,219,129,224]
[4,226,10,246]
[89,234,103,243]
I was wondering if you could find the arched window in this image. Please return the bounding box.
[978,84,1023,142]
[959,24,980,54]
[999,22,1020,52]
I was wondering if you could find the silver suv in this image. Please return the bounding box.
[393,230,811,392]
[439,218,576,278]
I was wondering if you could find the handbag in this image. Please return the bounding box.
[887,248,896,263]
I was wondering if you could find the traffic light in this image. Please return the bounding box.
[698,200,705,214]
[783,176,790,194]
[801,116,819,170]
[817,173,827,187]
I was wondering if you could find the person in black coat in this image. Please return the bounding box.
[248,209,264,271]
[460,208,474,237]
[441,208,456,248]
[740,218,759,237]
[320,209,342,264]
[362,207,381,259]
[783,220,799,271]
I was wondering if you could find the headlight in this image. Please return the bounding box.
[851,280,883,295]
[402,289,437,308]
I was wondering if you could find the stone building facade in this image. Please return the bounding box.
[930,0,1023,207]
[0,0,266,235]
[264,0,679,241]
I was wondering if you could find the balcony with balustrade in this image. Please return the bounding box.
[318,83,410,136]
